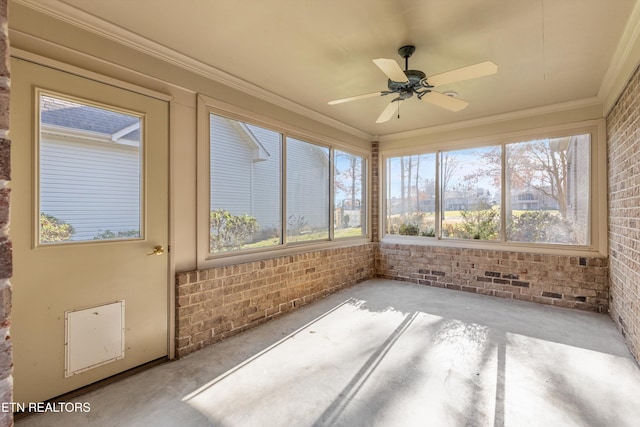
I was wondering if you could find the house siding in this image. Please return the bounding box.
[607,63,640,363]
[246,124,281,231]
[210,116,254,217]
[40,136,141,241]
[286,140,329,233]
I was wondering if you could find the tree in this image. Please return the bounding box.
[480,138,571,219]
[441,153,460,219]
[335,152,362,218]
[441,153,460,196]
[40,214,74,243]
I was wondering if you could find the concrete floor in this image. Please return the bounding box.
[16,279,640,427]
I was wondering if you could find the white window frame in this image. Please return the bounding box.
[197,95,370,268]
[380,119,607,256]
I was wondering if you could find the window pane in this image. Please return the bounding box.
[506,135,590,245]
[441,148,501,240]
[39,94,142,244]
[286,138,329,242]
[334,150,366,238]
[386,154,436,237]
[210,114,282,253]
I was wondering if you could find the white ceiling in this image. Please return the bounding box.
[15,0,639,138]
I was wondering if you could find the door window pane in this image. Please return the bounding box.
[441,147,501,240]
[209,114,282,253]
[39,94,142,244]
[334,150,366,238]
[286,137,330,242]
[506,135,590,245]
[386,154,436,236]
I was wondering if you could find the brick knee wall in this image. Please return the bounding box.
[175,243,375,357]
[608,63,640,363]
[376,243,608,312]
[0,0,11,425]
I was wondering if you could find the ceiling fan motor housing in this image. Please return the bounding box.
[387,69,428,100]
[387,45,432,97]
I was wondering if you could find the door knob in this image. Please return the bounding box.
[147,245,165,256]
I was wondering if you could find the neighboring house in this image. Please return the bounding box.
[209,115,329,236]
[388,188,494,215]
[40,95,142,241]
[510,188,559,211]
[443,188,494,211]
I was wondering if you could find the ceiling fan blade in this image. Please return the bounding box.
[328,91,382,105]
[422,91,469,112]
[373,58,409,83]
[376,101,399,123]
[426,61,497,86]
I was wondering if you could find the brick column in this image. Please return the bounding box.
[371,140,379,242]
[0,0,12,425]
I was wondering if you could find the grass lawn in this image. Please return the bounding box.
[241,227,363,249]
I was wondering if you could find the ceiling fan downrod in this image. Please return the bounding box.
[398,45,416,71]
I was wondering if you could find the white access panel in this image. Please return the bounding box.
[65,301,125,377]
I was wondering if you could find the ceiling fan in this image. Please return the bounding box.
[328,45,497,123]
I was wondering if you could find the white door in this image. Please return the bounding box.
[10,58,169,403]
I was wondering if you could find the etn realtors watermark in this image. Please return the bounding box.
[1,401,91,413]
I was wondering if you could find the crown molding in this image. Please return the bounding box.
[378,97,602,143]
[12,0,372,141]
[598,0,640,115]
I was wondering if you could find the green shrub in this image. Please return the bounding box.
[398,223,420,236]
[388,212,434,236]
[421,228,436,237]
[287,215,308,235]
[40,214,74,243]
[210,209,259,252]
[507,211,576,243]
[94,229,140,240]
[458,205,499,240]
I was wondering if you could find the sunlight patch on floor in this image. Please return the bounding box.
[504,333,640,427]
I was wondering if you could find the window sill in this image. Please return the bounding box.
[198,237,372,269]
[381,235,606,258]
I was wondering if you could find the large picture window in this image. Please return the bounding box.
[205,106,367,258]
[384,130,593,249]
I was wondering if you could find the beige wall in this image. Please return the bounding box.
[378,102,604,151]
[7,3,372,273]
